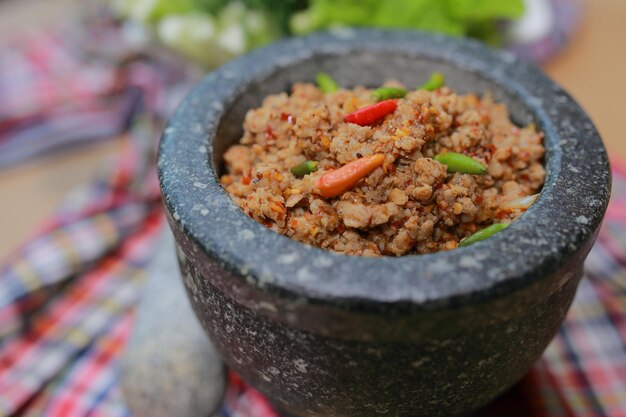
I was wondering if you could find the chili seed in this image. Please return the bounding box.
[501,193,539,211]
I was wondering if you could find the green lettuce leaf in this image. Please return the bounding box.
[290,0,524,42]
[446,0,525,20]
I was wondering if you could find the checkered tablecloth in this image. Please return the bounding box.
[2,4,625,417]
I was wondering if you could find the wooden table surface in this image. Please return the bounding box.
[1,0,625,259]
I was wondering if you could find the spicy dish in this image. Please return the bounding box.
[220,72,545,256]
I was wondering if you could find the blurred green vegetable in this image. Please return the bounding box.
[372,87,407,101]
[240,0,308,32]
[111,0,197,23]
[107,0,525,69]
[316,72,339,93]
[447,0,524,20]
[459,223,508,247]
[111,1,280,67]
[193,0,230,14]
[157,13,231,68]
[417,72,445,91]
[290,0,524,43]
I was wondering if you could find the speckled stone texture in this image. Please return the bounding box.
[120,230,225,417]
[158,30,611,417]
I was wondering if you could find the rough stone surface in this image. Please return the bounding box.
[158,30,611,417]
[120,230,225,417]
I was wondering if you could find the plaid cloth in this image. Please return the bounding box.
[5,165,621,416]
[0,18,197,169]
[2,3,625,416]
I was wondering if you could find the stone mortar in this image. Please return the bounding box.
[158,30,611,417]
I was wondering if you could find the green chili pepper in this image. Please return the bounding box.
[434,152,487,175]
[290,160,318,177]
[459,223,509,247]
[372,87,407,101]
[316,72,339,93]
[418,72,445,91]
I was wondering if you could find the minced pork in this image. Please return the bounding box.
[220,81,544,256]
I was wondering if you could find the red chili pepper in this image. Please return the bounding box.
[343,99,397,126]
[315,154,385,198]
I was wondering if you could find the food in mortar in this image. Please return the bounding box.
[220,73,544,256]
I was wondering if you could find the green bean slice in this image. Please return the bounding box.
[459,223,509,247]
[434,152,487,175]
[372,87,407,101]
[418,72,445,91]
[290,160,318,177]
[316,72,339,93]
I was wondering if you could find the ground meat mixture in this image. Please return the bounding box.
[220,81,545,256]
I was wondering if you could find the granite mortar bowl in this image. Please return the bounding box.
[158,30,611,417]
